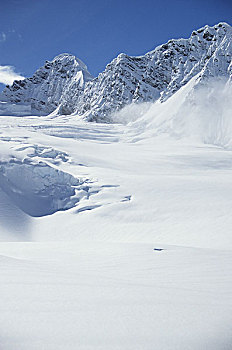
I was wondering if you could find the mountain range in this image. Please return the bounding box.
[1,22,232,121]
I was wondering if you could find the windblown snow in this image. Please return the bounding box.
[0,22,232,350]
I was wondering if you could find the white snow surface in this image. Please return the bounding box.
[0,76,232,349]
[0,242,231,350]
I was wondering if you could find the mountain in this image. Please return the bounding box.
[1,22,232,120]
[1,53,93,116]
[72,22,231,122]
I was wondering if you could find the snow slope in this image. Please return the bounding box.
[0,241,231,350]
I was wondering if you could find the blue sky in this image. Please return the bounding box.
[0,0,231,89]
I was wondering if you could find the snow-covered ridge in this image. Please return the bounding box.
[75,22,232,121]
[1,53,93,116]
[1,22,232,120]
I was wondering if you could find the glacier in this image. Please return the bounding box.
[0,22,232,350]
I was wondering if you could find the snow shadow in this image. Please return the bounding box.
[0,161,83,217]
[0,187,32,240]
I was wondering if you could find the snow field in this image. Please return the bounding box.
[0,241,231,350]
[0,75,232,348]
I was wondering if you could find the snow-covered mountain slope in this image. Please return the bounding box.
[1,22,231,121]
[123,73,232,148]
[71,22,232,121]
[1,54,93,115]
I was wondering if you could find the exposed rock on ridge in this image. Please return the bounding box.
[71,22,231,121]
[2,54,93,115]
[1,22,232,121]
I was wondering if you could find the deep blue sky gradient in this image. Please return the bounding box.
[0,0,231,80]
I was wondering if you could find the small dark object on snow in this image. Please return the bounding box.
[153,248,164,251]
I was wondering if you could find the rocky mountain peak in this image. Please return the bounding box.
[1,22,231,121]
[1,53,93,115]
